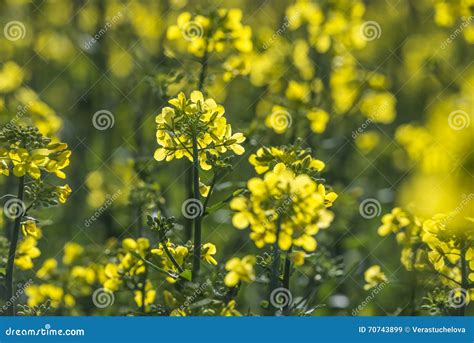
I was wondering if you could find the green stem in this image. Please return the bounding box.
[140,266,147,315]
[190,32,210,280]
[269,218,282,298]
[283,247,292,290]
[202,173,218,213]
[197,31,210,92]
[409,250,417,316]
[184,166,193,241]
[161,240,184,274]
[458,242,467,316]
[5,176,25,316]
[282,246,292,316]
[191,135,202,281]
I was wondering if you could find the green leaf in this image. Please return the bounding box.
[129,252,170,277]
[180,270,192,281]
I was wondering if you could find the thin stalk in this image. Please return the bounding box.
[184,166,193,241]
[283,247,292,290]
[282,246,292,316]
[140,266,147,314]
[269,218,282,295]
[202,173,218,213]
[458,242,467,316]
[191,135,202,281]
[409,250,417,315]
[191,31,210,280]
[197,32,210,92]
[161,240,184,274]
[5,176,25,316]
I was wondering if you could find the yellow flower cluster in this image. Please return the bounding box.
[26,284,75,309]
[363,265,387,290]
[15,87,63,137]
[307,108,330,134]
[154,91,245,181]
[224,255,255,287]
[151,241,217,283]
[359,91,397,124]
[152,240,189,284]
[378,207,424,271]
[134,280,157,308]
[103,238,150,292]
[0,62,63,137]
[249,145,325,175]
[421,215,474,288]
[25,243,104,311]
[432,0,474,43]
[1,142,71,182]
[63,242,84,265]
[230,163,337,252]
[379,207,474,298]
[15,236,41,270]
[286,0,368,52]
[167,9,253,57]
[0,62,24,93]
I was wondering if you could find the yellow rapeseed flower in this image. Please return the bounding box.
[224,255,255,287]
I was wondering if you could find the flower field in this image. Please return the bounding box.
[0,0,473,317]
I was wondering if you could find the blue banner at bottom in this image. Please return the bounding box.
[0,316,472,343]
